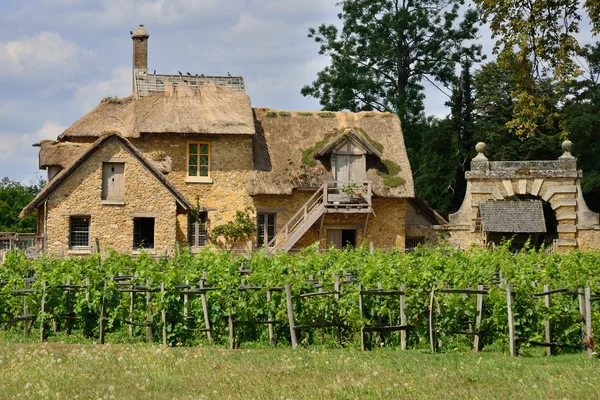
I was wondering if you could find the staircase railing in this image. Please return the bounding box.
[265,181,374,253]
[266,184,326,251]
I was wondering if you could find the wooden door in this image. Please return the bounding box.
[327,229,343,249]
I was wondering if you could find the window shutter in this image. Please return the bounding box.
[103,163,124,200]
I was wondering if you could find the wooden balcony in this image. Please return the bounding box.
[323,181,373,213]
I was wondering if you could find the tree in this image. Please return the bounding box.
[472,59,561,162]
[211,207,256,252]
[413,116,459,217]
[564,42,600,210]
[301,0,482,153]
[473,0,600,137]
[447,58,476,211]
[0,177,44,233]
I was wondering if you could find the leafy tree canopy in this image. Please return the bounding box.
[301,0,482,151]
[211,207,256,252]
[0,177,44,233]
[473,0,600,137]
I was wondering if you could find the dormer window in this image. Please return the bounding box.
[331,139,367,183]
[315,131,382,183]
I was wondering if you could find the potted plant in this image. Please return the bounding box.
[341,183,364,201]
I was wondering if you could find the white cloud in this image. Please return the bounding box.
[73,66,132,113]
[0,31,90,77]
[21,121,66,145]
[0,121,66,182]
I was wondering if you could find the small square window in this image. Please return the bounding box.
[133,218,155,249]
[69,217,90,248]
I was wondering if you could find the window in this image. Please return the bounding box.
[69,217,90,249]
[187,142,210,177]
[188,212,208,247]
[257,213,276,248]
[133,218,155,249]
[102,162,124,201]
[405,237,425,252]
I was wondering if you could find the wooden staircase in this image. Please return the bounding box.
[266,182,373,253]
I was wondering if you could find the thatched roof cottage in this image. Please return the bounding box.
[21,25,443,255]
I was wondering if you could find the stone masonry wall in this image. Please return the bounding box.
[44,138,178,255]
[132,134,254,231]
[253,193,406,250]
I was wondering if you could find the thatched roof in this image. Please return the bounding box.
[21,132,194,217]
[37,140,88,169]
[59,83,254,140]
[480,201,546,233]
[248,109,414,198]
[315,130,382,158]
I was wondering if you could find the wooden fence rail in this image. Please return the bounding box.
[0,274,597,357]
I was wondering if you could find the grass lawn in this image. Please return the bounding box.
[0,342,598,400]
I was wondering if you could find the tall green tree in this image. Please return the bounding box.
[413,116,459,217]
[0,177,44,233]
[301,0,482,153]
[473,0,600,137]
[471,59,561,162]
[564,42,600,210]
[447,58,476,211]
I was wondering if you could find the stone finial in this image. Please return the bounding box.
[473,142,488,161]
[559,140,574,159]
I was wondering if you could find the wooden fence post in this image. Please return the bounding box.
[23,280,30,338]
[99,283,107,345]
[267,290,275,346]
[585,286,593,359]
[400,284,407,351]
[506,284,516,357]
[285,284,298,349]
[39,280,47,343]
[474,284,484,352]
[358,284,366,351]
[128,282,134,338]
[199,278,213,345]
[579,289,587,345]
[161,282,167,346]
[65,278,72,335]
[228,313,235,350]
[543,284,552,356]
[145,278,152,343]
[429,289,436,353]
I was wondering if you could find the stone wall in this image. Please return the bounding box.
[42,138,178,255]
[448,142,600,252]
[253,192,406,250]
[577,228,600,252]
[132,134,254,229]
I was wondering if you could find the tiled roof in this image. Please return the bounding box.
[480,200,546,233]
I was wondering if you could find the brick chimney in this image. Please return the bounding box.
[131,25,149,92]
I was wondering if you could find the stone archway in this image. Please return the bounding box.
[448,141,600,252]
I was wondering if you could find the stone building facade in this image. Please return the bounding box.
[21,26,422,256]
[448,141,600,252]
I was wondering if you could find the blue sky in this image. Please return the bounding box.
[0,1,595,184]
